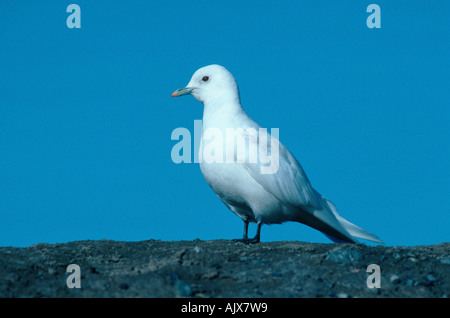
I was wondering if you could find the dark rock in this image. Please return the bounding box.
[424,274,437,286]
[0,240,448,297]
[326,248,363,263]
[390,274,401,284]
[174,279,192,297]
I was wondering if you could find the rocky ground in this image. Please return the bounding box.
[0,239,448,298]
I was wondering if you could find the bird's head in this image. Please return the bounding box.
[171,64,240,105]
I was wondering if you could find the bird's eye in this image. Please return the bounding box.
[202,76,210,82]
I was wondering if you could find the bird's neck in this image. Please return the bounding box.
[202,95,248,130]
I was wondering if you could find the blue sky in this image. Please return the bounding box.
[0,1,448,247]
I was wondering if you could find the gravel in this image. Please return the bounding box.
[0,239,448,298]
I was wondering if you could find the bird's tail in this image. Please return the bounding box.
[323,197,384,244]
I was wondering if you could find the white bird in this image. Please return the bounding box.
[171,64,383,244]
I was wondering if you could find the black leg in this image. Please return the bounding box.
[252,222,262,243]
[233,221,261,244]
[242,220,249,240]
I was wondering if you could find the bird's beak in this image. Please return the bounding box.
[171,87,194,97]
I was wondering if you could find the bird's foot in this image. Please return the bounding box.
[232,237,260,244]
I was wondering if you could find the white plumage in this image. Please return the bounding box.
[171,64,383,244]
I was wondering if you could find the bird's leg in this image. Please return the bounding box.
[232,220,249,242]
[242,220,249,240]
[233,221,261,244]
[249,222,262,244]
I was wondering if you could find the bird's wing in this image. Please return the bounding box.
[242,130,322,211]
